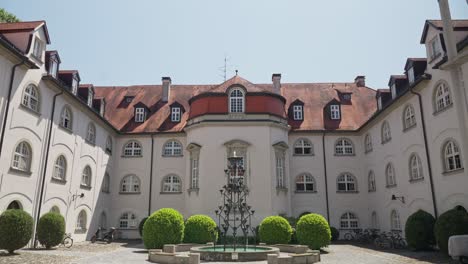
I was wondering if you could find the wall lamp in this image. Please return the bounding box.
[391,194,405,204]
[72,192,84,201]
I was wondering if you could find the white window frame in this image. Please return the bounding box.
[364,134,373,153]
[123,141,142,157]
[171,107,181,122]
[60,106,73,130]
[162,175,182,193]
[391,83,397,99]
[86,123,96,144]
[386,163,396,187]
[163,140,182,156]
[71,77,78,95]
[295,174,315,192]
[408,67,415,84]
[81,166,92,187]
[330,105,340,120]
[190,157,199,189]
[381,121,391,143]
[368,171,376,192]
[12,141,32,172]
[335,138,354,156]
[120,174,140,193]
[275,151,286,188]
[22,84,40,112]
[444,140,463,172]
[229,88,244,113]
[293,105,303,120]
[340,212,359,229]
[135,107,146,122]
[76,210,87,231]
[119,212,137,229]
[403,105,416,130]
[429,36,442,60]
[87,89,94,107]
[409,154,424,181]
[32,37,44,61]
[294,139,313,155]
[337,173,357,192]
[53,155,67,181]
[49,57,58,78]
[435,82,452,112]
[390,210,401,231]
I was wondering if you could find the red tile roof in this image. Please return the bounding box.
[0,21,45,31]
[420,19,468,43]
[94,76,377,133]
[0,20,50,53]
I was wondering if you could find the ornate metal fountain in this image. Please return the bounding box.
[214,154,256,251]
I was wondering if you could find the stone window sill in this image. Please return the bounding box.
[337,190,359,194]
[51,177,67,185]
[9,167,32,176]
[162,154,184,158]
[433,104,453,116]
[119,191,141,195]
[403,124,417,133]
[442,168,464,176]
[80,184,92,190]
[409,177,424,183]
[295,190,316,194]
[58,125,73,134]
[160,191,183,195]
[121,155,143,158]
[20,104,41,117]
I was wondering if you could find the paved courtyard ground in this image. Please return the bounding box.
[0,241,460,264]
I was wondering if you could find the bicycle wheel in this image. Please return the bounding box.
[344,233,353,241]
[63,237,73,248]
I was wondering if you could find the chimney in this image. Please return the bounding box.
[162,77,171,102]
[272,73,281,94]
[354,75,366,87]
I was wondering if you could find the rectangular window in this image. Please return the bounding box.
[135,108,145,122]
[87,90,94,107]
[71,78,78,94]
[408,67,415,84]
[32,38,44,61]
[330,105,340,120]
[293,105,303,120]
[275,153,285,188]
[429,36,441,60]
[391,84,396,99]
[190,158,199,189]
[49,60,57,78]
[171,107,181,122]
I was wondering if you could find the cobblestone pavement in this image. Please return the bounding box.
[0,242,460,264]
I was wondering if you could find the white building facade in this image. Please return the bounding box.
[0,4,467,241]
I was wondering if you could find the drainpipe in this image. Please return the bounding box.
[148,134,154,216]
[33,90,63,247]
[410,87,438,218]
[0,60,25,159]
[322,132,330,222]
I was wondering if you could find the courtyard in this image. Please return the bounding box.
[0,242,458,264]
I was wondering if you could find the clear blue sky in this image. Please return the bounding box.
[3,0,467,88]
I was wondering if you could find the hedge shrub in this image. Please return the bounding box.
[296,213,331,249]
[259,216,292,244]
[404,210,435,250]
[0,210,34,253]
[143,208,184,249]
[330,226,339,241]
[139,217,148,237]
[37,212,65,249]
[184,215,218,244]
[434,209,468,254]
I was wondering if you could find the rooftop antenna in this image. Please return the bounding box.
[218,54,238,81]
[235,70,238,76]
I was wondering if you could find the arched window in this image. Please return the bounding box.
[120,175,140,193]
[364,134,373,153]
[368,171,376,192]
[76,210,87,231]
[381,121,391,143]
[123,141,142,157]
[60,106,73,130]
[386,163,396,187]
[371,211,379,229]
[443,140,463,172]
[294,139,313,155]
[100,212,107,229]
[52,155,67,181]
[434,82,452,112]
[163,140,182,156]
[390,210,401,230]
[409,154,423,181]
[22,84,40,112]
[86,123,96,144]
[335,138,354,155]
[106,136,112,154]
[81,166,92,188]
[102,173,110,193]
[229,88,244,113]
[337,173,357,192]
[295,174,316,192]
[7,200,22,210]
[340,212,359,229]
[119,212,138,229]
[403,105,416,129]
[162,175,181,193]
[50,206,60,214]
[12,141,32,172]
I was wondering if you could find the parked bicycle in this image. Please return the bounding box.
[389,231,407,249]
[91,227,116,243]
[62,233,73,248]
[374,231,393,249]
[343,228,378,244]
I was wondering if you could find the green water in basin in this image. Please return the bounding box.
[197,246,272,252]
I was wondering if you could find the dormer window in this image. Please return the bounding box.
[171,107,181,122]
[32,37,44,61]
[49,57,58,78]
[229,88,245,113]
[429,36,442,61]
[408,67,415,84]
[125,96,134,103]
[293,105,303,120]
[391,84,397,99]
[377,97,383,110]
[330,105,340,120]
[87,89,94,107]
[135,107,146,123]
[72,77,78,95]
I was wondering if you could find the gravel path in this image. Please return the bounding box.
[0,242,459,264]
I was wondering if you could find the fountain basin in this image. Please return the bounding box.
[190,245,279,261]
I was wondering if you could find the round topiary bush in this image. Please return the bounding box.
[330,226,339,241]
[139,217,148,237]
[404,210,435,250]
[259,216,292,244]
[296,213,331,250]
[434,209,468,254]
[184,215,218,244]
[37,212,65,249]
[0,209,34,253]
[143,208,185,249]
